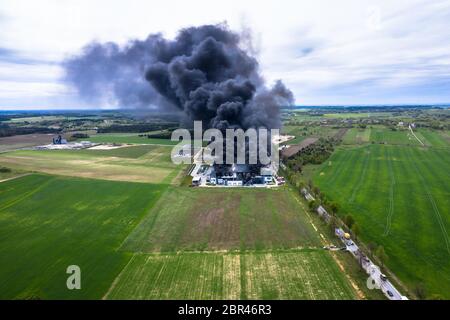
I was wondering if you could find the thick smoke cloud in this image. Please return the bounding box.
[64,23,294,130]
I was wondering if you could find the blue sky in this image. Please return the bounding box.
[1,0,450,109]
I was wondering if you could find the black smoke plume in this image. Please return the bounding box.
[64,23,294,131]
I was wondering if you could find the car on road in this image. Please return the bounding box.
[387,290,394,298]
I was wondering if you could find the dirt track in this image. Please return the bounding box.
[281,137,319,158]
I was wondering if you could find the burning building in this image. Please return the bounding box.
[64,23,294,185]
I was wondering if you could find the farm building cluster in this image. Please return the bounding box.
[191,163,285,187]
[34,135,96,150]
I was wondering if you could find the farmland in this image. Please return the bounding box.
[105,250,355,300]
[122,187,321,252]
[2,107,447,300]
[323,112,393,119]
[111,186,367,300]
[85,133,179,145]
[282,126,338,145]
[0,173,363,300]
[313,143,450,298]
[0,174,167,299]
[342,128,372,145]
[342,126,449,148]
[0,133,56,152]
[369,127,423,146]
[0,145,182,184]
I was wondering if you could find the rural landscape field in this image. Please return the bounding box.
[0,108,384,300]
[1,1,450,307]
[1,106,448,300]
[312,128,450,298]
[0,141,370,299]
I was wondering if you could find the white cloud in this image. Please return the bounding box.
[0,0,449,108]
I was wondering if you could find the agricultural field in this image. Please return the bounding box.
[0,133,55,152]
[4,115,71,123]
[0,145,182,184]
[0,173,366,300]
[85,133,179,145]
[282,125,338,145]
[369,127,423,146]
[122,187,322,252]
[105,250,356,300]
[323,112,393,119]
[0,174,167,299]
[342,128,372,145]
[313,143,450,298]
[46,144,159,159]
[415,129,449,148]
[342,126,449,148]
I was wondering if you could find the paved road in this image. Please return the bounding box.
[302,188,408,300]
[337,229,406,300]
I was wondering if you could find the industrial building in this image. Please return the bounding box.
[192,163,280,187]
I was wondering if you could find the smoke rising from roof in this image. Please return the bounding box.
[64,23,294,130]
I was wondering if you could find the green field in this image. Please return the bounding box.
[60,145,159,158]
[313,144,450,298]
[343,128,372,145]
[415,129,449,148]
[369,127,422,146]
[0,145,182,184]
[110,186,364,299]
[282,125,338,145]
[122,187,321,252]
[5,116,73,123]
[323,112,393,119]
[342,126,449,149]
[0,174,166,299]
[0,134,376,300]
[86,133,179,145]
[0,174,362,300]
[105,250,355,300]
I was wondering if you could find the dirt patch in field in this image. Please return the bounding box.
[198,208,225,228]
[330,252,365,300]
[180,192,241,250]
[281,137,319,158]
[87,144,127,150]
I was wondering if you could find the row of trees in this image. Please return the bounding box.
[98,123,176,133]
[282,167,391,272]
[0,124,59,138]
[70,133,90,139]
[286,138,335,173]
[0,167,12,173]
[311,183,390,268]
